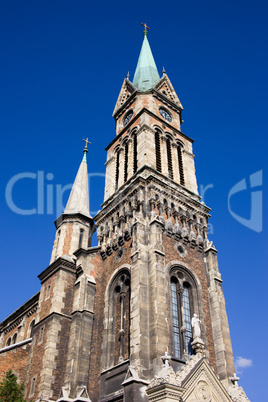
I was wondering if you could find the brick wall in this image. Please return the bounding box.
[0,343,31,385]
[87,243,132,402]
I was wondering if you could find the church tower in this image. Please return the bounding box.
[88,26,240,401]
[0,27,250,402]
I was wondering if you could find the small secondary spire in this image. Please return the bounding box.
[63,140,91,218]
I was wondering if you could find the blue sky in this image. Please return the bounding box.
[0,1,267,400]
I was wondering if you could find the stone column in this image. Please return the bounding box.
[160,135,168,177]
[129,219,150,378]
[205,246,235,389]
[63,273,96,398]
[104,155,115,201]
[128,138,133,179]
[182,149,198,194]
[172,143,180,184]
[118,148,124,188]
[147,217,168,376]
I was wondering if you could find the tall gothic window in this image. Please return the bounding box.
[166,137,173,180]
[12,333,17,344]
[114,272,130,363]
[155,130,162,172]
[115,150,120,190]
[78,228,84,249]
[133,131,137,174]
[177,145,185,186]
[170,271,194,359]
[102,269,131,369]
[29,320,35,338]
[124,141,128,183]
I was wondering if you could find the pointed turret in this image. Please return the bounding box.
[64,142,91,218]
[50,140,95,263]
[133,25,160,91]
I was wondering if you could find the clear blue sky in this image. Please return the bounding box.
[0,1,267,400]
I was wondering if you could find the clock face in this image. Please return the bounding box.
[159,107,172,122]
[123,110,133,126]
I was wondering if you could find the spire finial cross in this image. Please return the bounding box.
[141,23,150,32]
[83,138,91,149]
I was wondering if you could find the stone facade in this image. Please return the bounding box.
[0,32,249,402]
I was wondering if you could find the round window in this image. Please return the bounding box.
[123,110,133,126]
[159,107,172,122]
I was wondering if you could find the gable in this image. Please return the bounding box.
[113,79,136,116]
[154,75,183,109]
[179,358,232,401]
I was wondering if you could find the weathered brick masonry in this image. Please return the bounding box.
[88,243,132,402]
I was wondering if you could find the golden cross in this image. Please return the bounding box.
[83,138,91,148]
[141,23,150,31]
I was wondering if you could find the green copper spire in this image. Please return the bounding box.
[133,25,160,91]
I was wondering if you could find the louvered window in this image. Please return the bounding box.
[177,145,185,186]
[133,132,137,174]
[115,151,120,190]
[166,138,173,180]
[155,130,162,172]
[124,142,128,182]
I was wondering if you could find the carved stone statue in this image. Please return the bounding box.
[191,313,201,339]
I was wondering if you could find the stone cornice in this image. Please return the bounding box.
[73,246,101,258]
[38,256,76,284]
[101,359,130,375]
[105,155,115,167]
[105,108,194,151]
[0,292,39,332]
[54,212,94,229]
[95,165,210,225]
[146,382,184,399]
[183,149,195,158]
[34,311,72,329]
